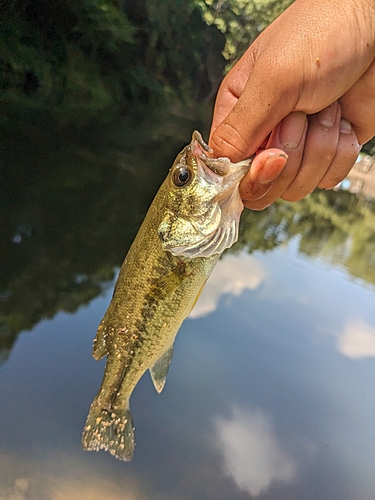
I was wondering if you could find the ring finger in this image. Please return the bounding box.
[318,120,360,189]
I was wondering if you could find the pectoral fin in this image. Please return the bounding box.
[149,345,174,393]
[188,280,207,316]
[147,263,185,303]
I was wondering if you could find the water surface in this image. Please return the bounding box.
[1,117,375,500]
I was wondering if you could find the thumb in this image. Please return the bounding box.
[209,49,298,162]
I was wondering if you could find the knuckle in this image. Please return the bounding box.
[211,123,248,161]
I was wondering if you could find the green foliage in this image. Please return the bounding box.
[73,0,134,50]
[361,137,375,156]
[2,96,375,351]
[0,0,226,124]
[196,0,293,63]
[0,0,294,124]
[0,0,135,122]
[236,189,375,287]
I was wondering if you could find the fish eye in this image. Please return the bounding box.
[172,165,192,187]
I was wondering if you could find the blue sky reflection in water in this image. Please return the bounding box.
[1,236,375,500]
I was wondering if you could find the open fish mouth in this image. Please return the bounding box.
[191,130,251,181]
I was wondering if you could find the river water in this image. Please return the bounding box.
[1,109,375,500]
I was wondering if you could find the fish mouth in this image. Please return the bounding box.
[190,131,252,180]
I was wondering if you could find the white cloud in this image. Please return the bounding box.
[189,253,266,318]
[214,406,296,497]
[338,318,375,359]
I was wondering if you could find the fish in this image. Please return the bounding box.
[81,131,252,460]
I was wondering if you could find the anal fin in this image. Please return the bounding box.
[149,345,174,393]
[92,319,108,361]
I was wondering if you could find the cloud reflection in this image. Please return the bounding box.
[190,253,266,318]
[49,479,137,500]
[214,406,296,497]
[338,318,375,359]
[0,452,141,500]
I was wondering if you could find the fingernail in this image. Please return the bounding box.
[279,111,307,149]
[340,118,352,134]
[317,103,337,127]
[259,153,288,183]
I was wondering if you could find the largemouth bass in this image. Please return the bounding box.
[82,131,252,460]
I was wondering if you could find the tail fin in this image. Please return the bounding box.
[82,401,135,461]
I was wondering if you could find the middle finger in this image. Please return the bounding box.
[282,102,341,201]
[242,111,307,210]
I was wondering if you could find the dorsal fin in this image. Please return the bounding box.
[149,345,174,393]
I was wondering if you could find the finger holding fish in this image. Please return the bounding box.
[239,148,288,208]
[238,102,360,209]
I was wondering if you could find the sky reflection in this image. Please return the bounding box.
[214,406,296,496]
[338,318,375,359]
[190,253,266,318]
[1,241,375,499]
[190,244,375,500]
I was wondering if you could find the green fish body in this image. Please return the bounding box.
[82,132,251,460]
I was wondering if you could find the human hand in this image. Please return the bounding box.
[209,0,375,209]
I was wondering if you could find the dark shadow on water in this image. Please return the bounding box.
[0,103,212,357]
[2,104,375,364]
